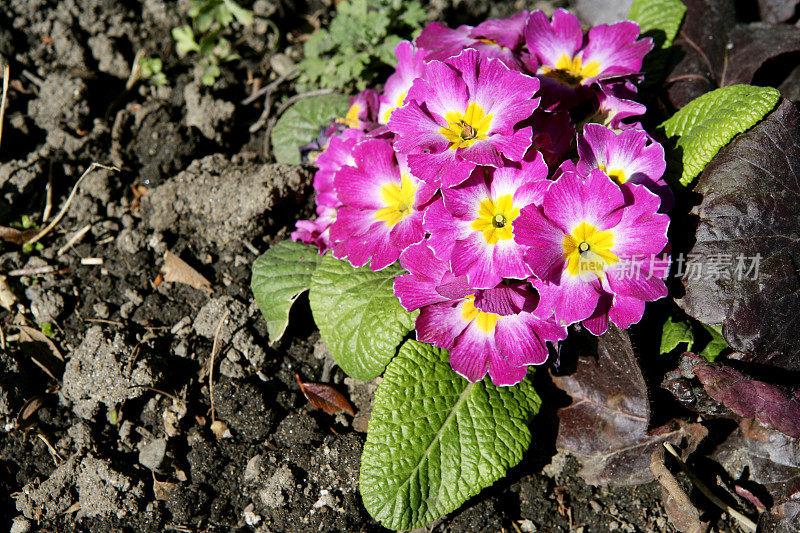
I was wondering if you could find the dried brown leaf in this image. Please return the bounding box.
[153,477,178,501]
[0,226,38,245]
[160,250,211,290]
[16,324,64,360]
[296,374,355,416]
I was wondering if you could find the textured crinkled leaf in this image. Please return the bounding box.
[660,316,694,354]
[628,0,686,84]
[308,255,417,380]
[251,241,321,344]
[360,340,540,530]
[661,85,780,186]
[628,0,686,48]
[677,99,800,372]
[271,93,350,164]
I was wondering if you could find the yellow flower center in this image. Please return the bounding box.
[461,294,499,333]
[439,102,493,150]
[598,164,627,185]
[382,90,407,124]
[562,221,619,277]
[470,194,519,245]
[338,103,362,129]
[374,173,417,227]
[541,54,601,86]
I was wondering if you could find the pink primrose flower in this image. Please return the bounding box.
[514,169,670,334]
[576,123,672,209]
[389,48,539,189]
[329,139,435,270]
[423,153,551,289]
[393,242,567,386]
[415,11,530,70]
[524,9,652,109]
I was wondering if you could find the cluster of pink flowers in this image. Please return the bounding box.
[292,9,671,386]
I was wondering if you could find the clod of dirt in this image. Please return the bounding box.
[0,349,24,417]
[26,73,90,152]
[67,421,94,454]
[0,153,46,210]
[24,284,64,324]
[142,155,312,251]
[60,325,159,419]
[193,296,247,344]
[76,455,143,518]
[183,81,235,142]
[258,464,295,508]
[230,328,269,371]
[15,455,79,519]
[138,437,167,471]
[212,377,275,441]
[273,412,324,448]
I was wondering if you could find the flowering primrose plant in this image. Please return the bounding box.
[291,7,668,387]
[252,1,788,529]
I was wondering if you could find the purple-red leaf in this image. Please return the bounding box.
[714,418,800,527]
[689,355,800,438]
[295,374,355,416]
[553,326,706,486]
[667,0,800,107]
[678,99,800,373]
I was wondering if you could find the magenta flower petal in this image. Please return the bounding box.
[524,9,583,68]
[541,169,625,234]
[389,101,451,154]
[611,183,670,257]
[422,198,459,261]
[379,41,428,124]
[607,293,647,330]
[582,293,612,335]
[448,322,493,381]
[516,205,568,283]
[581,22,653,81]
[415,22,474,62]
[415,300,468,350]
[532,274,602,325]
[470,11,530,51]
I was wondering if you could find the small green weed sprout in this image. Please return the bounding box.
[138,56,167,86]
[297,0,426,92]
[172,0,254,86]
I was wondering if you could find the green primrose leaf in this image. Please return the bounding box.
[628,0,686,84]
[308,255,417,381]
[660,316,694,354]
[661,84,781,187]
[360,340,541,530]
[628,0,686,49]
[251,241,321,344]
[271,93,350,164]
[698,323,728,362]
